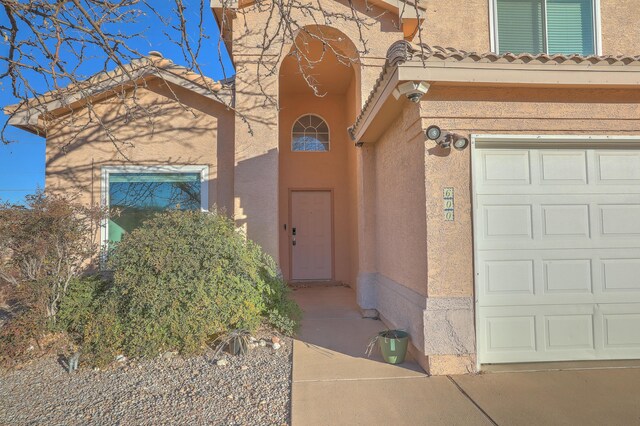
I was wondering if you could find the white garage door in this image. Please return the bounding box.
[474,139,640,364]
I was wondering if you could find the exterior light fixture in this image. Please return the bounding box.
[425,125,442,141]
[439,134,453,149]
[424,125,469,151]
[453,136,469,150]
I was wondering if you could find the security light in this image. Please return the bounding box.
[425,125,442,141]
[453,136,469,150]
[439,134,453,149]
[424,125,470,151]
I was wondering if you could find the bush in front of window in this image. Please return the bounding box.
[80,209,300,365]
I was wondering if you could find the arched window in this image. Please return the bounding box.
[292,114,330,152]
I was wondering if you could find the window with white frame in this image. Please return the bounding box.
[292,114,330,152]
[102,166,208,244]
[493,0,598,56]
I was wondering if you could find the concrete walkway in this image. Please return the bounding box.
[290,285,640,426]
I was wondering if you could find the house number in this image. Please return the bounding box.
[443,187,454,221]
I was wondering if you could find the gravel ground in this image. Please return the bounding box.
[0,333,292,426]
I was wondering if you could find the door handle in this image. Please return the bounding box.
[292,227,296,246]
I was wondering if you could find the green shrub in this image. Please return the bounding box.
[84,210,300,362]
[57,275,108,340]
[80,294,123,367]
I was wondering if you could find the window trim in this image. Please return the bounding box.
[291,113,331,153]
[100,165,209,247]
[489,0,602,56]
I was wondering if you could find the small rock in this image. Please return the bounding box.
[272,342,281,350]
[271,336,281,344]
[162,351,178,360]
[115,355,127,363]
[258,339,267,347]
[216,359,229,367]
[240,365,249,371]
[249,336,257,342]
[248,343,258,349]
[227,394,234,400]
[93,367,100,372]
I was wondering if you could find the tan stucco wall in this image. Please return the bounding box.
[373,103,427,296]
[422,0,490,51]
[278,94,356,283]
[600,0,640,55]
[345,77,360,287]
[421,0,640,55]
[232,0,406,265]
[45,78,234,213]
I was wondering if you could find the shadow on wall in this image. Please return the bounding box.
[232,148,278,239]
[44,78,235,213]
[42,76,285,266]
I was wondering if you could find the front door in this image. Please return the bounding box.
[291,190,332,280]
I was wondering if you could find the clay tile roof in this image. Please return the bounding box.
[5,52,231,135]
[389,41,640,66]
[350,40,640,140]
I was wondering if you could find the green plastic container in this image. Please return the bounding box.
[378,330,409,364]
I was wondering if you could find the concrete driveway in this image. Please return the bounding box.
[291,286,640,426]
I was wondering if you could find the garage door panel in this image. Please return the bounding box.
[603,314,640,348]
[541,204,590,238]
[479,150,532,185]
[483,312,537,353]
[545,314,594,351]
[482,204,533,240]
[484,260,535,296]
[539,151,588,184]
[595,151,640,183]
[599,205,640,236]
[475,145,640,365]
[478,249,640,306]
[601,259,640,292]
[544,259,593,294]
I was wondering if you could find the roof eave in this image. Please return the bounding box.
[211,0,425,38]
[352,62,640,145]
[5,65,229,138]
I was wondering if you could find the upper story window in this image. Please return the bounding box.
[493,0,598,56]
[292,114,330,152]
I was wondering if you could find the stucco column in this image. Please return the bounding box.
[356,144,377,312]
[232,61,280,261]
[421,113,476,375]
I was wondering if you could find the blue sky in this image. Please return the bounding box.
[0,2,233,204]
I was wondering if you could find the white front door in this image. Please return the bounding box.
[474,142,640,364]
[291,190,332,281]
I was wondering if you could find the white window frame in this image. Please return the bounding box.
[291,113,331,153]
[100,165,209,247]
[489,0,602,56]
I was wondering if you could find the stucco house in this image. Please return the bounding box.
[6,0,640,375]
